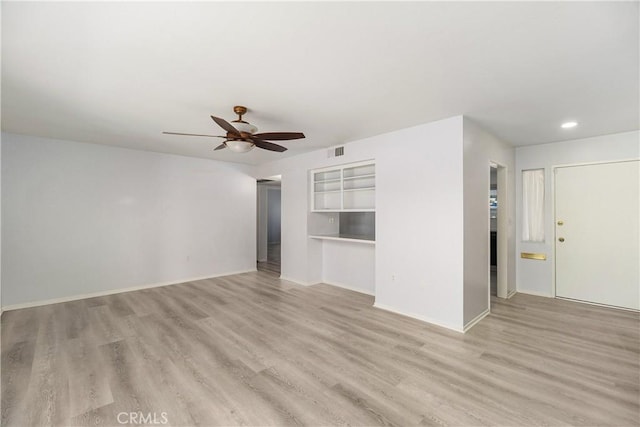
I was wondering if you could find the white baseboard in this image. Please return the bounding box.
[278,276,315,287]
[321,281,375,296]
[516,289,553,298]
[555,296,639,312]
[373,302,464,333]
[1,269,257,312]
[257,258,267,263]
[507,289,517,299]
[463,308,490,332]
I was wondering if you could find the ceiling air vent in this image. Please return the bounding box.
[328,146,345,158]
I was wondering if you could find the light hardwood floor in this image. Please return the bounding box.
[257,243,281,275]
[2,271,639,426]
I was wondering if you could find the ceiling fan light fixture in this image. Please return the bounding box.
[232,121,258,134]
[225,139,255,153]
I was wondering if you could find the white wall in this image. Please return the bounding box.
[322,241,375,295]
[375,118,465,331]
[2,132,257,307]
[257,116,466,331]
[283,165,324,285]
[515,130,640,297]
[463,118,516,325]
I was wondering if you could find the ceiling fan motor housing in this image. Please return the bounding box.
[230,121,258,135]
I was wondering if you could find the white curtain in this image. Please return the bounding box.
[522,169,545,242]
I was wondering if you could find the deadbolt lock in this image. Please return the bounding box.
[558,237,565,242]
[557,220,564,226]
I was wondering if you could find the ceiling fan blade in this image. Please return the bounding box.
[252,132,305,141]
[251,137,288,152]
[163,131,225,138]
[211,116,241,137]
[214,143,226,151]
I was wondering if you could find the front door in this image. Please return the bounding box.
[555,160,639,310]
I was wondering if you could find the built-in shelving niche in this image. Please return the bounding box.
[311,160,375,212]
[309,160,376,243]
[307,211,375,243]
[339,212,375,241]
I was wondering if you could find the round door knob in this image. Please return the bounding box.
[558,237,565,242]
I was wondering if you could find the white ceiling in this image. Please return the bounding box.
[2,2,638,165]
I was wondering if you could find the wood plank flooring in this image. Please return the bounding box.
[2,271,638,426]
[257,243,281,275]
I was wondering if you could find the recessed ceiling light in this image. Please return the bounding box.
[561,121,578,129]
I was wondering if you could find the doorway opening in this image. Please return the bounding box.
[490,166,498,297]
[489,162,508,303]
[257,178,281,275]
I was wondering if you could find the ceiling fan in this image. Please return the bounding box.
[163,106,305,153]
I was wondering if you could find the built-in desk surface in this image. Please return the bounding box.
[308,234,375,245]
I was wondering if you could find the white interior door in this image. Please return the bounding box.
[555,160,639,310]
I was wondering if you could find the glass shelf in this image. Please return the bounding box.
[343,164,375,178]
[343,175,375,190]
[314,170,341,182]
[343,187,375,192]
[315,190,342,194]
[314,179,341,192]
[343,173,375,181]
